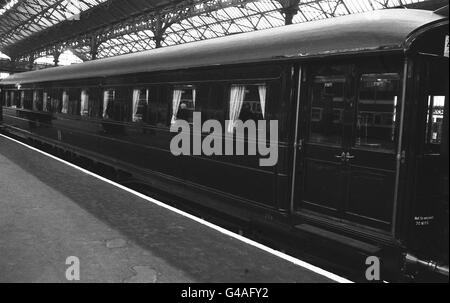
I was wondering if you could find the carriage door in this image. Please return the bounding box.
[345,72,400,230]
[296,62,401,230]
[297,64,353,219]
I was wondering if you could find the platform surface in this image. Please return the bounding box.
[0,135,337,283]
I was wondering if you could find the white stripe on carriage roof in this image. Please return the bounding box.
[0,133,353,283]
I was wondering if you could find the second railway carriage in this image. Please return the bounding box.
[1,8,449,280]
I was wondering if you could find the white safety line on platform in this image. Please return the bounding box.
[0,133,353,283]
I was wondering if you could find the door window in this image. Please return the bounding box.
[425,95,445,145]
[355,73,401,153]
[309,76,345,146]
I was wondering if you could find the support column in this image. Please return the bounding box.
[153,14,166,49]
[278,0,299,25]
[10,57,17,71]
[27,55,35,70]
[53,51,61,66]
[90,36,100,60]
[154,34,164,49]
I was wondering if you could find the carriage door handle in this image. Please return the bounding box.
[294,140,303,151]
[335,152,346,162]
[345,152,355,162]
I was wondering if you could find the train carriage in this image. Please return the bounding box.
[1,8,448,280]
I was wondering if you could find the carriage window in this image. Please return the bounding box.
[48,89,62,113]
[103,89,115,119]
[67,89,81,116]
[426,95,445,145]
[102,88,131,122]
[227,84,267,133]
[43,91,49,112]
[4,91,11,107]
[10,91,19,108]
[61,91,69,114]
[19,91,24,108]
[22,91,33,110]
[33,90,43,111]
[171,87,196,124]
[85,87,102,118]
[80,89,89,116]
[356,73,400,153]
[132,88,149,122]
[309,77,345,145]
[14,91,20,108]
[148,86,169,127]
[201,83,226,123]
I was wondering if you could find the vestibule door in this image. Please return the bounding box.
[295,60,403,231]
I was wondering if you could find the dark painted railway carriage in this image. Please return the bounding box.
[1,8,449,280]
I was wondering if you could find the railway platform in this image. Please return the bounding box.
[0,134,349,283]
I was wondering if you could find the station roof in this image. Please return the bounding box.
[2,9,447,85]
[0,0,172,57]
[0,0,442,61]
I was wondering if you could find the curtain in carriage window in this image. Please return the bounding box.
[132,89,149,123]
[11,91,17,108]
[5,91,10,107]
[132,89,140,122]
[80,90,89,116]
[258,85,267,119]
[32,91,38,111]
[20,91,25,109]
[61,91,69,114]
[171,89,183,125]
[227,85,246,133]
[103,90,114,119]
[5,92,10,106]
[193,89,196,108]
[43,92,48,112]
[138,89,150,122]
